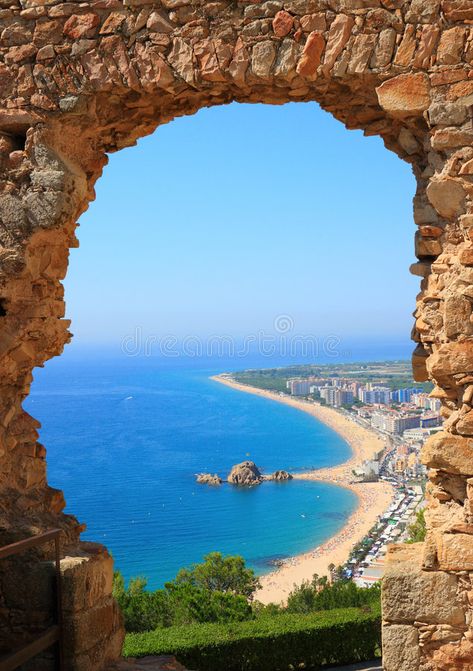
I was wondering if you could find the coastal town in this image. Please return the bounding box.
[216,360,434,599]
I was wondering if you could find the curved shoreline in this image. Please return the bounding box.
[211,374,395,605]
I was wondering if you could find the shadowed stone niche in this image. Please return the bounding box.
[1,0,473,668]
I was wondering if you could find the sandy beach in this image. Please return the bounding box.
[212,374,395,605]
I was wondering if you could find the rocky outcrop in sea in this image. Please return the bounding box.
[268,470,293,482]
[227,461,263,486]
[197,463,293,486]
[196,473,222,486]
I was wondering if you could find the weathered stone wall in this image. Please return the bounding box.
[1,0,473,668]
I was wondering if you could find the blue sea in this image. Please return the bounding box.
[25,346,408,588]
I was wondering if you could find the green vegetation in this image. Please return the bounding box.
[124,606,381,670]
[118,553,383,668]
[113,553,258,632]
[232,360,433,395]
[171,552,260,598]
[285,574,381,614]
[230,374,288,393]
[406,509,427,543]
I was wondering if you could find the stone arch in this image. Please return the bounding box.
[1,0,473,669]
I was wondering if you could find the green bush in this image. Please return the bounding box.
[113,574,173,632]
[113,553,257,632]
[124,605,381,671]
[164,583,253,625]
[285,575,381,614]
[167,552,260,599]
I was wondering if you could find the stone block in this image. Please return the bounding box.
[426,178,466,221]
[0,560,55,613]
[296,30,325,78]
[61,548,114,613]
[251,40,277,79]
[63,596,122,654]
[444,295,473,339]
[376,73,430,118]
[383,547,464,625]
[67,625,124,671]
[456,411,473,436]
[406,0,440,23]
[63,13,100,39]
[442,0,473,21]
[272,11,293,37]
[427,342,473,385]
[382,624,420,671]
[422,432,473,475]
[428,101,467,127]
[415,231,442,258]
[437,27,467,66]
[437,532,473,571]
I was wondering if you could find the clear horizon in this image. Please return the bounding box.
[66,101,417,348]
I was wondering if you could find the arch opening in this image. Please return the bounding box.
[27,100,415,593]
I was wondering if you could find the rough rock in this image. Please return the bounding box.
[383,544,464,625]
[251,40,277,79]
[376,73,431,117]
[422,432,473,476]
[427,342,473,384]
[272,11,293,38]
[426,178,466,220]
[268,470,293,481]
[63,13,100,39]
[437,532,473,571]
[227,461,263,486]
[322,14,354,76]
[442,1,473,21]
[382,624,420,671]
[297,31,325,78]
[196,473,222,486]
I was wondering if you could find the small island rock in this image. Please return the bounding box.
[227,461,263,486]
[196,473,222,486]
[269,470,293,481]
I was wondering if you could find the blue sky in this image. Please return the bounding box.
[66,101,417,349]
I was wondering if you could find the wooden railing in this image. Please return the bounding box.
[0,529,64,671]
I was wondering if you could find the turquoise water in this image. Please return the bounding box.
[26,353,358,588]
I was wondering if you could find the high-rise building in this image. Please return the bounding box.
[391,387,423,403]
[336,389,354,407]
[412,393,442,412]
[371,411,421,434]
[371,411,391,432]
[391,415,421,434]
[320,387,354,408]
[320,387,338,406]
[287,379,312,396]
[360,387,391,405]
